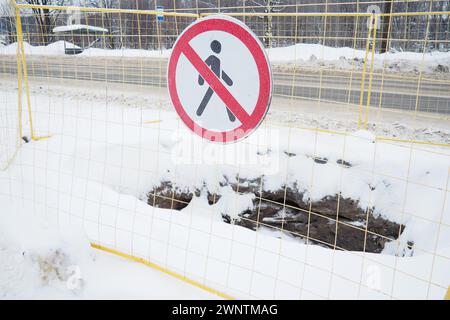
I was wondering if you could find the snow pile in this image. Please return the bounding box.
[53,24,108,33]
[0,41,81,55]
[267,43,450,73]
[0,41,170,58]
[267,43,450,64]
[214,186,255,222]
[0,199,214,299]
[0,204,86,298]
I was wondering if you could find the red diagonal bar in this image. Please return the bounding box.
[182,43,251,124]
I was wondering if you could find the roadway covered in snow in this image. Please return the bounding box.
[1,41,449,115]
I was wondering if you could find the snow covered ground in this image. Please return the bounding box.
[0,204,214,299]
[0,76,449,299]
[1,41,449,75]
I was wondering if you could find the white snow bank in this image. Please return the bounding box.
[2,161,448,299]
[53,24,108,33]
[266,43,450,73]
[0,41,80,55]
[0,41,170,58]
[1,41,448,73]
[267,43,450,64]
[0,198,215,299]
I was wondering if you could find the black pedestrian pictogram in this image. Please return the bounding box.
[197,40,236,122]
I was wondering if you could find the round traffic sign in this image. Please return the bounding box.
[167,15,272,143]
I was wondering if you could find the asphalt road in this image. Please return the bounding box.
[1,55,449,115]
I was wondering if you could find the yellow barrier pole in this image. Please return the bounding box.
[90,243,235,300]
[0,1,25,171]
[200,12,373,17]
[15,9,34,140]
[357,16,374,128]
[445,286,450,300]
[14,5,50,141]
[363,14,378,128]
[379,11,450,17]
[376,9,394,119]
[375,137,450,148]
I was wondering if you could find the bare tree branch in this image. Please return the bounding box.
[24,0,66,45]
[0,1,17,45]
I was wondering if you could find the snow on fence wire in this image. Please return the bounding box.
[0,2,449,299]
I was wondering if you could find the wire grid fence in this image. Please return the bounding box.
[0,2,449,300]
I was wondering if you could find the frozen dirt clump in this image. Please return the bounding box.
[147,180,194,210]
[32,249,84,293]
[35,249,71,284]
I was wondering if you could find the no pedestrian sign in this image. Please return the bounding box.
[167,15,273,143]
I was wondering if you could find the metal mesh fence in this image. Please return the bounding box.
[0,1,449,300]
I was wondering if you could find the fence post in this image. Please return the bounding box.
[363,14,378,128]
[14,3,50,141]
[380,0,393,53]
[14,5,35,140]
[357,16,374,128]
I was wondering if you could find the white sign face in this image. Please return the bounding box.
[167,15,272,143]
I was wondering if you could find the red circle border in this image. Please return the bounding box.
[168,17,272,143]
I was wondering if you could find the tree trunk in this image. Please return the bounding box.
[380,0,393,53]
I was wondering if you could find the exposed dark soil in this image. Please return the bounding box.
[147,178,404,254]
